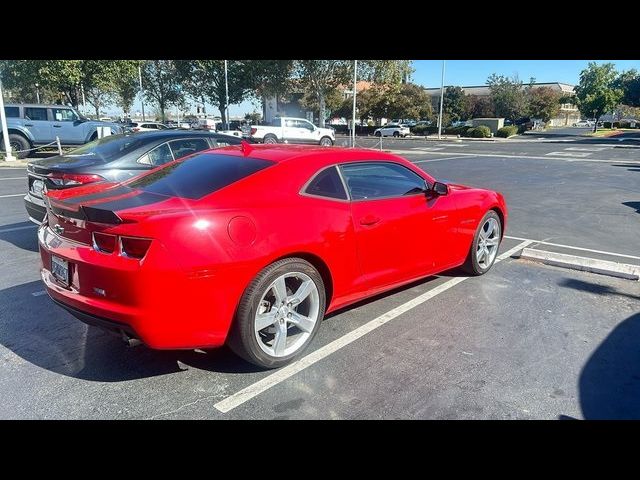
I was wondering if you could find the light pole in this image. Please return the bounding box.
[593,109,597,133]
[138,64,146,122]
[352,59,357,148]
[224,60,230,131]
[437,60,446,140]
[35,83,40,103]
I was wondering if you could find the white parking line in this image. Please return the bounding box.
[0,177,25,181]
[213,240,533,414]
[504,235,640,261]
[388,150,640,164]
[564,147,608,152]
[31,290,47,297]
[0,193,24,198]
[0,225,36,234]
[546,151,591,157]
[414,156,475,163]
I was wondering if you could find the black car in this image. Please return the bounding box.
[24,130,242,223]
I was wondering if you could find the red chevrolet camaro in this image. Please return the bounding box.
[38,144,507,368]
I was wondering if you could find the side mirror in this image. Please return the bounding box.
[432,181,449,196]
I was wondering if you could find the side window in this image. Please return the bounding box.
[215,140,231,147]
[298,120,315,131]
[169,138,210,159]
[52,108,78,122]
[157,124,168,130]
[24,107,48,121]
[285,119,296,128]
[304,166,348,200]
[4,106,19,118]
[142,123,156,129]
[137,143,174,167]
[339,162,427,200]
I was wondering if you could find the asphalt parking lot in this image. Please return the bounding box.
[1,129,639,419]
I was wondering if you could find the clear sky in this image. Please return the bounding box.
[122,60,640,119]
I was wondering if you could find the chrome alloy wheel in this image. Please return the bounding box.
[253,272,320,358]
[476,217,500,269]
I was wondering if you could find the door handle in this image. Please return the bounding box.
[359,215,381,226]
[25,123,34,127]
[53,125,62,128]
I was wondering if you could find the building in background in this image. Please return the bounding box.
[423,82,580,126]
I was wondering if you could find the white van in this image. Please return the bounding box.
[197,118,222,131]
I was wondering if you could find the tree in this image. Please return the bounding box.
[527,86,561,123]
[175,60,259,127]
[443,86,466,122]
[140,60,183,122]
[486,74,528,121]
[465,95,495,119]
[81,60,120,118]
[245,111,262,123]
[614,69,640,107]
[386,83,433,120]
[113,61,141,115]
[300,88,344,121]
[574,62,623,131]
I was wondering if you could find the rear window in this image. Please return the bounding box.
[127,152,274,200]
[66,134,149,162]
[4,106,19,118]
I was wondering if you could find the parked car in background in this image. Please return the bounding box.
[242,117,334,146]
[1,104,123,159]
[374,124,411,137]
[23,130,242,223]
[573,120,594,127]
[38,144,507,368]
[195,118,222,131]
[126,122,169,133]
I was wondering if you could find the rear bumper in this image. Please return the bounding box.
[24,193,46,224]
[38,224,239,350]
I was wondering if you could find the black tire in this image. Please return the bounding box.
[1,133,31,159]
[374,131,381,137]
[89,132,98,142]
[393,131,400,137]
[263,134,278,144]
[227,257,326,369]
[461,210,502,276]
[319,136,333,147]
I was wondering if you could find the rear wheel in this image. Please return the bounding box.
[393,131,400,137]
[228,258,326,369]
[374,131,381,137]
[462,211,502,275]
[263,134,278,144]
[1,134,31,159]
[319,136,333,147]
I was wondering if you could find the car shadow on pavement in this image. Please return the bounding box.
[622,201,640,214]
[612,164,640,173]
[0,222,38,252]
[0,280,264,382]
[559,278,640,419]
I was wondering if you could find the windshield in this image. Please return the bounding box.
[65,134,148,162]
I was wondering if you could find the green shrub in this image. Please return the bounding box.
[444,126,471,136]
[465,125,491,138]
[496,125,519,138]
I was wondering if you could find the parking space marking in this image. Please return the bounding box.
[414,156,474,163]
[564,147,608,152]
[213,240,533,414]
[0,177,26,181]
[0,193,25,198]
[388,150,640,164]
[31,290,47,297]
[504,235,640,261]
[0,225,36,234]
[546,151,591,158]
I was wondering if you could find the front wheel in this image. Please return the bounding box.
[227,258,326,369]
[319,136,333,147]
[393,131,400,137]
[1,134,31,159]
[374,131,381,137]
[263,134,278,144]
[462,211,502,275]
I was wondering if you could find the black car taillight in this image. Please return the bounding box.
[119,236,152,259]
[92,232,117,253]
[48,172,105,186]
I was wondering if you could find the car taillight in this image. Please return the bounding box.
[120,236,152,259]
[48,172,105,186]
[250,127,257,135]
[92,232,117,253]
[132,127,140,132]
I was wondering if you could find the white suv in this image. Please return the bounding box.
[374,124,411,137]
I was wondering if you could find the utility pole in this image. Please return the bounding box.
[438,60,446,140]
[138,64,146,121]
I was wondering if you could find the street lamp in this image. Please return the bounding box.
[592,109,597,132]
[35,83,40,103]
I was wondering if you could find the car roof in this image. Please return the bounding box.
[119,130,240,140]
[212,144,401,164]
[5,103,77,108]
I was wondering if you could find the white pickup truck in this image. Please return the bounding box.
[242,117,334,146]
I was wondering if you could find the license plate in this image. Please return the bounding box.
[51,255,69,286]
[31,179,44,197]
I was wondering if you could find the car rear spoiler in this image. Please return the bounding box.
[46,196,123,225]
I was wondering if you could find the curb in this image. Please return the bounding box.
[520,248,640,281]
